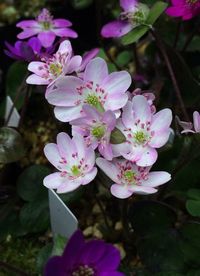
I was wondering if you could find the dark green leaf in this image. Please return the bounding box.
[59,187,84,204]
[186,200,200,217]
[110,128,126,144]
[6,61,28,110]
[146,2,168,25]
[20,199,50,233]
[121,25,149,45]
[116,51,133,67]
[0,127,25,164]
[17,165,50,202]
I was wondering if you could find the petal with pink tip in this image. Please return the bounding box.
[120,0,138,12]
[44,143,62,170]
[57,39,72,55]
[38,31,56,48]
[53,28,78,38]
[56,179,82,193]
[136,147,158,167]
[103,110,116,130]
[53,19,72,27]
[17,28,40,39]
[130,185,157,195]
[105,92,128,111]
[26,74,49,85]
[54,106,82,122]
[142,171,171,187]
[111,184,133,199]
[101,20,132,38]
[122,101,133,128]
[28,61,46,75]
[102,71,131,95]
[149,129,171,148]
[81,167,98,185]
[17,20,39,28]
[96,158,119,183]
[132,95,151,124]
[84,57,108,84]
[56,132,76,163]
[64,55,82,74]
[43,172,64,189]
[151,109,172,132]
[193,111,200,133]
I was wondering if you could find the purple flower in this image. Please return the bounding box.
[96,158,171,199]
[71,104,116,160]
[77,48,99,77]
[112,95,172,167]
[177,111,200,134]
[46,57,131,122]
[166,0,200,21]
[44,230,124,276]
[43,132,97,193]
[17,8,78,48]
[4,37,42,62]
[26,40,82,87]
[101,0,149,38]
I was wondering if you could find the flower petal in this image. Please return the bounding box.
[136,147,158,167]
[44,256,65,276]
[120,0,138,12]
[102,71,131,95]
[64,55,82,74]
[143,171,171,187]
[101,20,132,38]
[96,158,119,182]
[43,172,63,189]
[84,57,108,84]
[56,132,76,162]
[95,244,121,271]
[38,31,56,48]
[44,143,62,170]
[53,28,78,38]
[17,20,39,28]
[130,185,157,194]
[151,109,172,132]
[17,28,40,39]
[132,95,151,123]
[54,106,82,122]
[53,19,72,27]
[78,48,99,72]
[28,61,46,75]
[111,184,133,199]
[149,129,171,148]
[81,167,98,185]
[26,74,49,85]
[56,178,82,193]
[193,111,200,133]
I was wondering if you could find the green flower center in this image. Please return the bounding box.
[71,165,80,176]
[49,63,62,77]
[134,131,148,144]
[123,170,136,183]
[41,21,51,30]
[92,125,105,139]
[86,94,104,112]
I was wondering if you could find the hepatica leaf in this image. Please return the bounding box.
[0,127,25,164]
[146,1,168,25]
[121,25,149,45]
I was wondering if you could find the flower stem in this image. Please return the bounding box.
[150,28,189,121]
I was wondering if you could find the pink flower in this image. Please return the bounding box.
[17,8,78,48]
[46,57,131,122]
[43,132,97,193]
[71,105,116,160]
[96,158,171,199]
[166,0,200,21]
[101,0,149,38]
[26,40,82,86]
[113,95,172,166]
[177,111,200,134]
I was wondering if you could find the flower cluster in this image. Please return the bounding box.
[33,53,172,199]
[21,7,173,199]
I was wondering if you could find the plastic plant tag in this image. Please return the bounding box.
[48,189,78,240]
[5,96,20,127]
